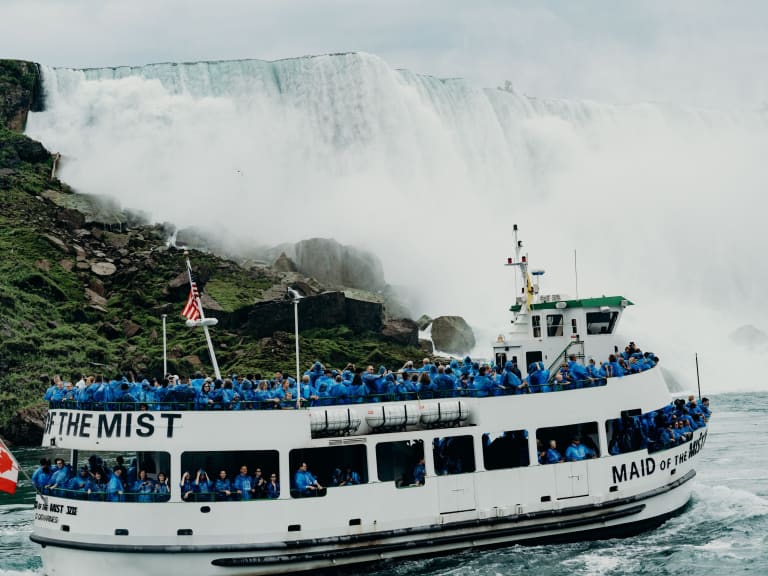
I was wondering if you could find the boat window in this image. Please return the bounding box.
[546,314,564,337]
[181,450,279,501]
[525,350,542,368]
[40,450,171,502]
[536,422,600,463]
[289,445,367,497]
[482,430,530,470]
[586,311,619,335]
[571,318,578,335]
[532,315,541,338]
[376,439,425,487]
[495,352,507,368]
[605,411,645,456]
[432,435,476,475]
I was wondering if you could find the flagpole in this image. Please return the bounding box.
[162,314,168,377]
[184,253,221,381]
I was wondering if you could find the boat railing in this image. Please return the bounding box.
[44,376,617,413]
[38,486,171,502]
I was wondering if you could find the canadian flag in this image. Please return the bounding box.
[0,440,19,495]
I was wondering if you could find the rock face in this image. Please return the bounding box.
[430,316,476,355]
[293,238,386,292]
[0,60,42,131]
[218,291,383,338]
[381,318,419,347]
[272,252,298,273]
[730,324,768,351]
[2,404,46,446]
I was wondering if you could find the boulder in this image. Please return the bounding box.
[419,338,434,355]
[89,277,105,296]
[730,324,768,352]
[43,234,68,253]
[91,261,117,276]
[416,314,433,330]
[2,403,46,446]
[57,207,85,230]
[272,252,298,273]
[293,238,386,291]
[123,320,141,338]
[85,287,108,307]
[430,316,476,355]
[381,318,419,347]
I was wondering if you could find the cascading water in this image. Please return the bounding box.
[25,52,768,390]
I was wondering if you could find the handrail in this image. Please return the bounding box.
[546,338,584,385]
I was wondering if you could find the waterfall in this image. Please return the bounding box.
[25,52,768,390]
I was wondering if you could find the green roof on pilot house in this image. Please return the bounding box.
[509,295,633,313]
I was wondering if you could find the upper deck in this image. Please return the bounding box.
[42,363,671,453]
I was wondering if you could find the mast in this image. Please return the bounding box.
[506,224,533,314]
[184,253,221,380]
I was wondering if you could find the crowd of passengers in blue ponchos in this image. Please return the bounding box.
[42,343,660,411]
[30,454,369,502]
[31,455,170,502]
[537,395,711,465]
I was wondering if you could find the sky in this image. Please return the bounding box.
[2,0,768,110]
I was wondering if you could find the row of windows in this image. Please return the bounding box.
[44,408,688,503]
[531,311,618,339]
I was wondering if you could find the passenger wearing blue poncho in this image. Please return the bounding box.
[214,470,233,501]
[87,471,107,501]
[294,462,323,496]
[433,366,455,397]
[567,355,589,388]
[48,458,71,496]
[133,470,155,503]
[66,467,91,499]
[195,469,214,501]
[602,355,624,378]
[330,377,349,403]
[413,458,426,485]
[500,361,526,394]
[306,362,325,387]
[347,372,367,403]
[545,440,564,464]
[471,366,494,397]
[460,356,473,377]
[361,366,382,400]
[106,467,125,502]
[154,473,170,502]
[233,466,255,500]
[528,362,551,393]
[564,437,596,461]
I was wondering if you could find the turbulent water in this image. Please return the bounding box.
[2,392,766,575]
[23,53,768,389]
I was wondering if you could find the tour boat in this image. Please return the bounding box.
[29,228,709,575]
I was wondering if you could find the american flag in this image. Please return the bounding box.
[182,282,201,321]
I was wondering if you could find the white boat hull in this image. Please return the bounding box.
[35,468,694,576]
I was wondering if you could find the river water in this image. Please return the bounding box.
[2,392,766,576]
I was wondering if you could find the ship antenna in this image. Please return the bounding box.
[695,353,702,401]
[574,249,579,299]
[507,224,533,314]
[184,253,222,380]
